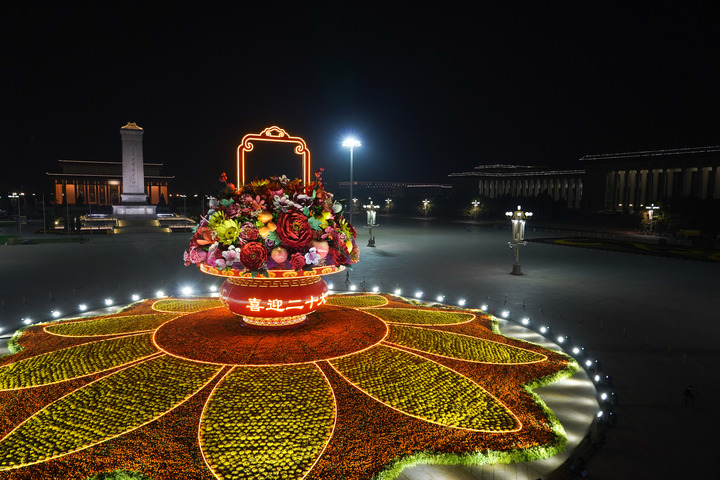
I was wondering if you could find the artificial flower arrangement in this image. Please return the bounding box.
[184,169,359,276]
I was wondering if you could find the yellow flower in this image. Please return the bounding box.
[215,219,240,245]
[207,211,227,230]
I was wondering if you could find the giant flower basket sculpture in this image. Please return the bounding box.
[184,127,358,329]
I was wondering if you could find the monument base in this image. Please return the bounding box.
[112,204,157,218]
[121,193,150,204]
[112,218,170,234]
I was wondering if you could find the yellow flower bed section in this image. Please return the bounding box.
[45,313,177,337]
[331,345,518,432]
[326,295,387,308]
[0,334,157,390]
[0,355,221,470]
[201,364,335,480]
[152,298,223,313]
[386,325,545,364]
[369,308,474,325]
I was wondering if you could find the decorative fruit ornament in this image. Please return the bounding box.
[271,246,288,263]
[311,240,330,259]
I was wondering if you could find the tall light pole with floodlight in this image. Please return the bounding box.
[506,205,533,275]
[342,137,361,225]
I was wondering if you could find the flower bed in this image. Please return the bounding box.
[200,364,334,479]
[0,294,575,479]
[45,313,177,337]
[368,308,475,325]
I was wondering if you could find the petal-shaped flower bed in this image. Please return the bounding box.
[0,334,157,390]
[0,294,576,479]
[152,298,223,313]
[45,313,177,337]
[200,364,335,479]
[330,345,519,431]
[385,324,546,364]
[326,294,388,308]
[369,307,475,325]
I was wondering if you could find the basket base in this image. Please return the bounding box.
[239,314,309,330]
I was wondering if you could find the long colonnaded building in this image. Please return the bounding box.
[580,146,720,212]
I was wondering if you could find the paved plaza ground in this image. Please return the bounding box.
[1,216,717,479]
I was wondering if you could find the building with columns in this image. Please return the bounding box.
[448,164,585,209]
[47,160,172,206]
[580,146,720,212]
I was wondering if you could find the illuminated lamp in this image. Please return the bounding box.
[156,290,165,298]
[394,288,402,295]
[415,291,423,299]
[572,347,580,354]
[521,317,530,325]
[237,126,310,188]
[597,410,604,419]
[372,286,380,293]
[327,282,334,290]
[600,392,608,401]
[539,326,547,333]
[480,304,488,311]
[557,336,565,344]
[208,285,218,293]
[181,286,193,296]
[51,311,60,318]
[349,284,357,291]
[23,317,34,324]
[436,295,444,302]
[458,299,466,306]
[104,298,114,306]
[585,359,593,368]
[78,304,88,311]
[501,310,510,318]
[131,294,140,301]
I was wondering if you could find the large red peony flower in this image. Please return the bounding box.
[239,242,267,270]
[330,247,350,266]
[276,211,313,248]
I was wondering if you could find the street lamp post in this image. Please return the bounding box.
[342,138,361,225]
[422,199,430,217]
[9,193,21,237]
[646,204,660,233]
[506,205,533,275]
[178,194,187,218]
[363,198,379,247]
[471,200,480,222]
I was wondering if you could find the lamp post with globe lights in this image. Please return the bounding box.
[471,199,481,222]
[342,137,361,225]
[363,198,379,247]
[646,204,660,233]
[422,199,430,217]
[506,205,533,275]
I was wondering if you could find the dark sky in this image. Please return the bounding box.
[2,1,720,193]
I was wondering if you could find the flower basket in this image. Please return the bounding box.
[200,264,344,329]
[184,161,358,330]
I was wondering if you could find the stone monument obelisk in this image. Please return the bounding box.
[112,122,157,218]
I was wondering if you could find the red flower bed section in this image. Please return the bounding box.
[153,305,387,365]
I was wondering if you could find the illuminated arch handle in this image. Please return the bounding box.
[236,126,311,186]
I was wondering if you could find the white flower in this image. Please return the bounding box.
[304,247,321,266]
[222,245,241,267]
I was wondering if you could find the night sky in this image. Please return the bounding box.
[3,1,720,194]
